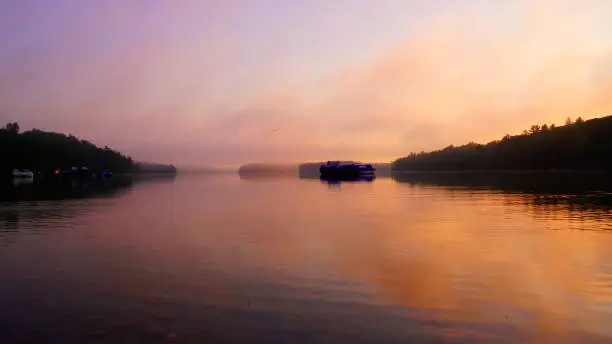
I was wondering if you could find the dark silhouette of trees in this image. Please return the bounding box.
[0,123,160,176]
[0,123,178,176]
[393,115,612,171]
[4,122,19,134]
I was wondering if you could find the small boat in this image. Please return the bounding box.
[319,161,375,178]
[12,169,34,178]
[57,166,94,179]
[99,169,113,179]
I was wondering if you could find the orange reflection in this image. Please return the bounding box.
[76,175,612,342]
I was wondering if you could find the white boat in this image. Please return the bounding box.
[12,169,34,178]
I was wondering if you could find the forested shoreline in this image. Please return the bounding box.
[6,113,610,178]
[0,123,176,175]
[393,115,612,172]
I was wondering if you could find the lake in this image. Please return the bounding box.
[1,172,612,343]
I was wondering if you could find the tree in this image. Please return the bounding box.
[4,122,19,134]
[0,127,141,173]
[392,114,612,172]
[566,117,573,125]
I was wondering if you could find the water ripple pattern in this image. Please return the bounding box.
[1,173,612,343]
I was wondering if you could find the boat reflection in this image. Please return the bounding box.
[319,175,376,186]
[11,178,34,187]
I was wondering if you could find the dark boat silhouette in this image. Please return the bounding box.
[319,161,376,178]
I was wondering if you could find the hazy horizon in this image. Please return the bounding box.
[1,1,611,166]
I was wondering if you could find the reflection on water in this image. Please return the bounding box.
[11,177,34,187]
[0,175,176,234]
[391,171,612,193]
[392,171,612,220]
[319,176,376,189]
[0,177,134,203]
[1,173,612,343]
[0,177,132,234]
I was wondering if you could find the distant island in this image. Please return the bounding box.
[178,166,237,175]
[393,115,612,172]
[0,122,176,176]
[238,163,297,177]
[136,162,178,174]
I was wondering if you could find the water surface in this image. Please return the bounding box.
[1,173,612,343]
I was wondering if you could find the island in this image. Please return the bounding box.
[238,163,298,178]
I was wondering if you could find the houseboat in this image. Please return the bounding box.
[319,161,376,178]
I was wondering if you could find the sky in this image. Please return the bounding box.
[1,0,611,166]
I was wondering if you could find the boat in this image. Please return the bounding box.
[56,166,95,179]
[99,169,113,179]
[12,169,34,178]
[319,161,376,178]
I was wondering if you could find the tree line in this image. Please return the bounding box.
[392,115,612,171]
[0,122,175,175]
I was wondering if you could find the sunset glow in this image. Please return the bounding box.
[1,0,611,165]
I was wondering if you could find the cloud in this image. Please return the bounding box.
[200,0,612,163]
[0,2,230,147]
[1,0,611,165]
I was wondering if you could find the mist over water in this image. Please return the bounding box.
[1,173,612,343]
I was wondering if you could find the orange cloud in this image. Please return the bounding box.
[2,0,611,165]
[201,0,612,164]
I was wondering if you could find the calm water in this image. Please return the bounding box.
[1,173,612,343]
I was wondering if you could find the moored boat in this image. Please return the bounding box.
[99,169,113,179]
[319,161,376,178]
[12,169,34,178]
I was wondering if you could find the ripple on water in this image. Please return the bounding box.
[1,175,612,343]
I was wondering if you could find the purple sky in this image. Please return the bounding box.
[1,0,611,166]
